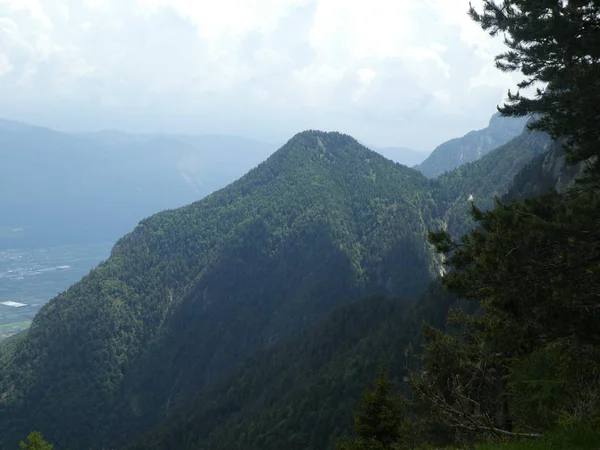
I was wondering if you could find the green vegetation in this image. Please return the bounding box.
[433,128,551,237]
[335,366,413,450]
[18,432,53,450]
[420,424,600,450]
[0,121,570,450]
[338,1,600,449]
[126,285,456,450]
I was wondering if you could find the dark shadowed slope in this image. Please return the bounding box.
[126,284,456,450]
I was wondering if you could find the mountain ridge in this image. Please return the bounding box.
[125,127,571,450]
[416,112,529,178]
[0,120,275,249]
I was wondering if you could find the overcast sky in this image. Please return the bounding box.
[0,0,519,150]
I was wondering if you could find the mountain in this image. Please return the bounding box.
[0,121,562,449]
[0,120,274,249]
[0,131,442,449]
[415,113,529,178]
[368,145,431,167]
[125,129,569,450]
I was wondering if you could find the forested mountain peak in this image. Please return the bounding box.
[269,130,396,166]
[0,129,440,449]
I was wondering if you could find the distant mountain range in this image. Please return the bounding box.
[0,119,275,249]
[415,113,529,177]
[365,145,430,167]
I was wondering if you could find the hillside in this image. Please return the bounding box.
[126,284,457,450]
[433,128,552,237]
[504,139,584,202]
[0,119,274,249]
[0,131,442,449]
[415,113,528,178]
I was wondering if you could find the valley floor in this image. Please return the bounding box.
[0,242,111,340]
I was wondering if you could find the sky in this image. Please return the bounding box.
[0,0,520,150]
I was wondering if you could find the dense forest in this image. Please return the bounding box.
[123,285,457,450]
[1,0,599,449]
[347,0,600,448]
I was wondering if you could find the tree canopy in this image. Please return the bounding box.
[470,0,600,181]
[18,432,53,450]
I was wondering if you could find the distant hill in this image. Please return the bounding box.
[415,113,529,178]
[0,131,442,449]
[0,119,275,249]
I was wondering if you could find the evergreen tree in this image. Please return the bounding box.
[418,191,600,442]
[469,0,600,182]
[18,432,53,450]
[337,365,412,450]
[409,4,600,444]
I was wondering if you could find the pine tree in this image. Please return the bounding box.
[421,191,600,439]
[18,432,53,450]
[469,0,600,182]
[337,365,412,450]
[408,1,600,446]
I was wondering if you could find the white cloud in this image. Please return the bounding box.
[0,0,520,150]
[0,52,13,76]
[0,0,53,28]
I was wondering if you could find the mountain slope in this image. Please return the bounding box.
[433,128,552,237]
[0,120,274,249]
[416,113,528,178]
[504,138,584,202]
[125,128,568,450]
[126,284,457,450]
[132,129,570,450]
[0,131,441,449]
